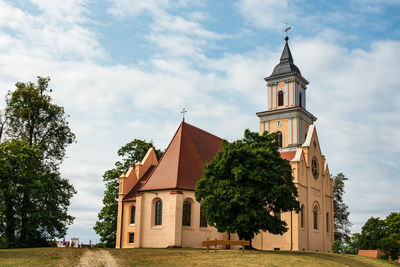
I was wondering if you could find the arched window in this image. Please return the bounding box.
[130,205,136,224]
[182,200,191,226]
[278,91,284,106]
[155,200,162,225]
[275,131,283,148]
[326,213,329,233]
[313,205,319,230]
[300,205,304,228]
[200,205,207,227]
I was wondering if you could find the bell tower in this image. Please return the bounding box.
[256,36,317,150]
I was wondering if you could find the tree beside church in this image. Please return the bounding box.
[195,129,300,246]
[0,77,76,247]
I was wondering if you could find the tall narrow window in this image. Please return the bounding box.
[182,200,191,226]
[313,205,318,230]
[299,92,302,107]
[300,205,304,228]
[155,200,162,225]
[275,131,283,148]
[326,213,329,233]
[129,233,134,243]
[200,205,207,227]
[130,205,136,224]
[278,91,284,106]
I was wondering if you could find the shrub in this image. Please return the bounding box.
[0,236,8,249]
[332,240,343,254]
[377,237,399,261]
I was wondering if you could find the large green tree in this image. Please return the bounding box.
[94,139,163,247]
[333,173,352,243]
[0,76,76,247]
[195,129,300,246]
[359,217,387,250]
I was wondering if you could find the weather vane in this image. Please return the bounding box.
[181,108,187,122]
[283,22,291,39]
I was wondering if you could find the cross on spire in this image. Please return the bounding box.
[283,23,291,41]
[181,108,187,122]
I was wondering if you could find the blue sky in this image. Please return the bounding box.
[0,0,399,244]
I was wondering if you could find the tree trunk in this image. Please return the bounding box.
[19,191,30,246]
[4,195,15,246]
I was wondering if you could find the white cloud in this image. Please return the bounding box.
[236,0,297,31]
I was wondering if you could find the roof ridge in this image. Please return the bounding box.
[176,122,185,188]
[183,121,222,141]
[139,122,183,191]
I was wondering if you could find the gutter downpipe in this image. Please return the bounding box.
[120,205,124,249]
[290,211,293,250]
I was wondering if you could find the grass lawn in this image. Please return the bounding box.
[109,248,399,267]
[0,247,84,267]
[0,247,399,267]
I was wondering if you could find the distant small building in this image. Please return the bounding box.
[70,237,79,248]
[56,240,70,248]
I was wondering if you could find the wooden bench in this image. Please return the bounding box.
[202,239,250,253]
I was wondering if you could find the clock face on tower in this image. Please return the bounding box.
[312,157,319,179]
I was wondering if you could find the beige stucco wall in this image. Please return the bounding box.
[118,190,227,248]
[252,126,333,252]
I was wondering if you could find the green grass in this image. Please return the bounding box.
[0,247,399,267]
[108,248,400,267]
[0,247,84,267]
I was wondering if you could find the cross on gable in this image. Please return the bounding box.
[181,108,187,122]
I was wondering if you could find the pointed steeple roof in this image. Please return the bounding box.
[266,37,302,81]
[138,122,222,192]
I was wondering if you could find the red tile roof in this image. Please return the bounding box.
[280,150,296,161]
[139,122,223,192]
[123,122,296,197]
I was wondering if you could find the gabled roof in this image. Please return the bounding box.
[139,122,223,192]
[265,37,304,82]
[123,165,156,201]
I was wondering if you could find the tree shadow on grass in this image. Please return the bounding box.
[258,250,398,267]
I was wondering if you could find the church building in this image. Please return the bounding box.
[115,37,334,252]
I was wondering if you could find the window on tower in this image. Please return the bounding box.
[275,131,283,148]
[278,91,284,106]
[299,92,302,107]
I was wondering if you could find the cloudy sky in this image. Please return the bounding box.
[0,0,399,243]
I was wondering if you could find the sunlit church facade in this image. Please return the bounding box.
[116,37,334,252]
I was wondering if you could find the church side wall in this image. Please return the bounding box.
[127,190,227,248]
[180,191,227,248]
[120,201,136,248]
[138,191,177,248]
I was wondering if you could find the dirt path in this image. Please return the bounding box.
[77,249,118,267]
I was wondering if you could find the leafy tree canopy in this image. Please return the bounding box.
[333,173,352,243]
[386,212,400,237]
[359,217,387,250]
[195,129,300,244]
[94,139,163,247]
[5,76,75,165]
